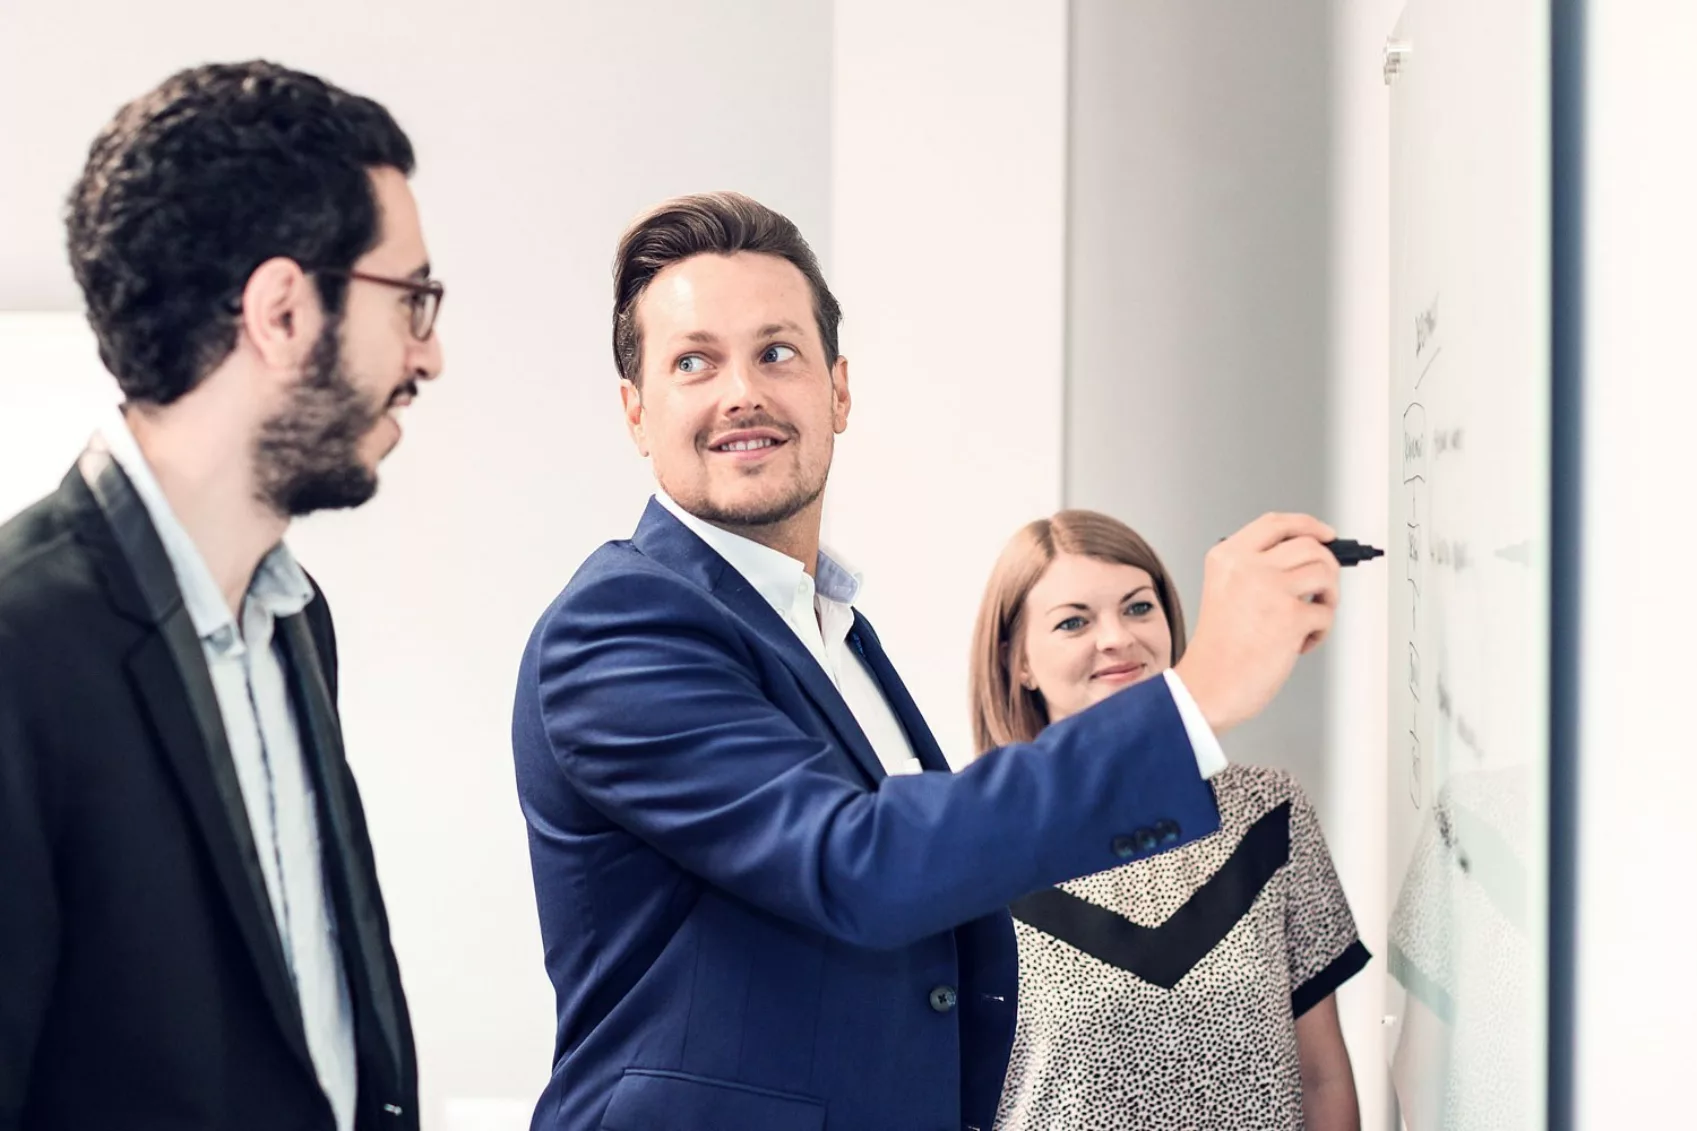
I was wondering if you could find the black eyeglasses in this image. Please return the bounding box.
[315,269,445,341]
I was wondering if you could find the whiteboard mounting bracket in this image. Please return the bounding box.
[1384,39,1412,86]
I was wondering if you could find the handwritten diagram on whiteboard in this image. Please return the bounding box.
[1383,2,1550,1129]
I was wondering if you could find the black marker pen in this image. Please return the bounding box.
[1326,539,1384,567]
[1216,536,1385,566]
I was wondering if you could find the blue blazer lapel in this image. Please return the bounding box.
[630,500,889,787]
[848,612,953,773]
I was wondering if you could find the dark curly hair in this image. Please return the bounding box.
[65,60,416,405]
[612,191,841,388]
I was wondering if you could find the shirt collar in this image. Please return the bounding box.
[98,409,315,640]
[653,489,863,613]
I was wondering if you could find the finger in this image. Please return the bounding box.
[1263,535,1335,572]
[1232,512,1338,553]
[1284,561,1341,608]
[1298,604,1336,653]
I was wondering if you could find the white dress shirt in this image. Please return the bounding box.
[657,491,924,776]
[653,492,1226,780]
[101,414,358,1131]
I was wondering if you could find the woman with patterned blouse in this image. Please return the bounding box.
[969,510,1371,1131]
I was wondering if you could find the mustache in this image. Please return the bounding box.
[387,378,420,407]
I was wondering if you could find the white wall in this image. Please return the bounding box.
[827,0,1070,766]
[0,315,120,520]
[0,3,834,1125]
[1578,3,1697,1123]
[1065,0,1335,792]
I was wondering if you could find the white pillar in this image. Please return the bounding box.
[828,0,1070,765]
[1576,2,1697,1122]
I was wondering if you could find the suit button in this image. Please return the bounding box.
[1154,819,1181,846]
[929,984,958,1013]
[1133,827,1158,853]
[1111,835,1137,858]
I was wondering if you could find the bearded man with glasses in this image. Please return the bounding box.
[0,60,443,1131]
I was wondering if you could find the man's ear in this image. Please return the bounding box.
[620,378,649,456]
[830,354,851,434]
[239,257,321,372]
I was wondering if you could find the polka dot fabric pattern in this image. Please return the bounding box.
[995,765,1368,1131]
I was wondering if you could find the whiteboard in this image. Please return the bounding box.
[1383,2,1551,1129]
[0,312,122,522]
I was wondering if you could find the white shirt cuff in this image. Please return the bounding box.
[1162,669,1228,780]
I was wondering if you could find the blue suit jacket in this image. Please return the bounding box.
[512,501,1221,1131]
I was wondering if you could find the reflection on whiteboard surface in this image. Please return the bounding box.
[1384,3,1550,1130]
[0,313,121,523]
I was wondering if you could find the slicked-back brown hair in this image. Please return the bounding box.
[611,191,842,387]
[969,510,1188,757]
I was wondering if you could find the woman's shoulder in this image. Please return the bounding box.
[1211,763,1312,826]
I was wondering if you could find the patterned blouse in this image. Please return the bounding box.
[995,764,1370,1131]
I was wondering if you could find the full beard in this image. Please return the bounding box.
[252,316,389,518]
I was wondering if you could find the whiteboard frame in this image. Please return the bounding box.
[1546,0,1581,1129]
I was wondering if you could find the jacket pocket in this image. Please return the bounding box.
[600,1068,826,1131]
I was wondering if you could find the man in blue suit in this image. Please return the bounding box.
[512,192,1342,1131]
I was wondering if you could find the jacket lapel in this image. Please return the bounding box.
[847,613,953,773]
[631,501,889,787]
[72,445,316,1077]
[276,613,405,1088]
[714,568,890,786]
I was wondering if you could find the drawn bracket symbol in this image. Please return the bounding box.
[1402,403,1429,485]
[1408,730,1423,807]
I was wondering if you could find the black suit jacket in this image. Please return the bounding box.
[0,447,418,1131]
